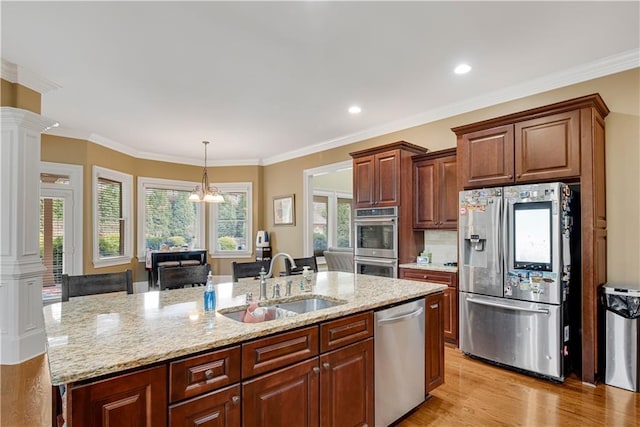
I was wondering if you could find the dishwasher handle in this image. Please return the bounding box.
[377,306,424,326]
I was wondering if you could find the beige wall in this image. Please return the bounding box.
[39,68,639,286]
[0,78,41,114]
[264,68,640,287]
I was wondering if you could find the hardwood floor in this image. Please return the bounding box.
[399,346,639,427]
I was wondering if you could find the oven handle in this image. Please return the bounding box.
[354,217,396,224]
[355,257,397,266]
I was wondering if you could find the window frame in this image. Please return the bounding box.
[136,176,205,260]
[92,165,133,268]
[208,182,253,258]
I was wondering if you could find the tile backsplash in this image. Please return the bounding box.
[422,230,457,263]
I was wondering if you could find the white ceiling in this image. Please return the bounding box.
[2,1,639,166]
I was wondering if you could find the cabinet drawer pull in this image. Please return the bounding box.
[430,303,439,309]
[232,395,240,404]
[313,366,320,374]
[204,369,214,379]
[323,362,330,370]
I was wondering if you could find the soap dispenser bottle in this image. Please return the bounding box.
[204,272,216,312]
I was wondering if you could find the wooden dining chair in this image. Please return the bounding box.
[158,263,211,290]
[61,269,133,301]
[231,260,269,282]
[284,256,318,276]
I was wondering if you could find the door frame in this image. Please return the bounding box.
[40,162,83,275]
[302,160,352,257]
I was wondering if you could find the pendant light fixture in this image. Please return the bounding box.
[189,141,224,203]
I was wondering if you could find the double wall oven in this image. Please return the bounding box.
[354,207,398,278]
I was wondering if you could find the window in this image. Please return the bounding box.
[93,166,133,267]
[137,177,205,259]
[313,190,353,257]
[209,182,252,257]
[313,195,328,257]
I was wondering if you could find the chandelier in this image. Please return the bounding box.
[189,141,224,203]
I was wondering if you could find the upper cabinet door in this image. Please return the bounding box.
[413,150,457,230]
[459,124,515,188]
[438,155,459,229]
[413,158,437,228]
[515,110,580,183]
[353,155,375,207]
[373,150,400,207]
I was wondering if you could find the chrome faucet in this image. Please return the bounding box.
[258,253,297,301]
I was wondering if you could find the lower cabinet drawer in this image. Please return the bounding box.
[320,311,373,352]
[400,268,455,286]
[169,346,241,403]
[169,384,241,427]
[242,326,319,378]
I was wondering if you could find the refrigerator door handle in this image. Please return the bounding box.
[502,196,509,275]
[467,297,550,315]
[493,195,502,274]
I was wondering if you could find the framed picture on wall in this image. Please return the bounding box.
[273,194,295,226]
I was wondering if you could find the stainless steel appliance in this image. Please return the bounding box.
[459,182,574,381]
[375,299,425,426]
[355,256,397,278]
[354,207,399,278]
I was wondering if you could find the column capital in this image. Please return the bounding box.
[1,107,57,133]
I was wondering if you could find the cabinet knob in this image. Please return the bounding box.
[423,275,428,279]
[204,369,214,379]
[508,174,513,179]
[232,395,240,404]
[323,362,331,370]
[312,366,320,374]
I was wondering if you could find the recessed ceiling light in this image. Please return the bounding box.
[454,63,472,74]
[348,106,362,114]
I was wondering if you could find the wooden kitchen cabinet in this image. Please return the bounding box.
[68,365,167,427]
[400,268,458,345]
[413,148,458,229]
[425,292,445,393]
[242,312,374,427]
[350,141,426,209]
[456,103,583,189]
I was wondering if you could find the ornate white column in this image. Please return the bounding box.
[0,107,57,364]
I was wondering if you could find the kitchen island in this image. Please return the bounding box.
[45,272,446,426]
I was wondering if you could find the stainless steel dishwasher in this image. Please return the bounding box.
[374,298,425,426]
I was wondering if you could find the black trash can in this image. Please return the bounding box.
[603,284,640,392]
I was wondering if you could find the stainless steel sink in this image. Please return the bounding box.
[219,297,345,323]
[274,297,344,314]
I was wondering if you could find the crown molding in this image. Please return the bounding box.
[45,127,262,166]
[0,59,61,94]
[262,48,640,166]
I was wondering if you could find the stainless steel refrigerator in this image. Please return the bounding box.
[458,182,574,381]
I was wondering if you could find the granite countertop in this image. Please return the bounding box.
[399,263,458,273]
[43,272,446,385]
